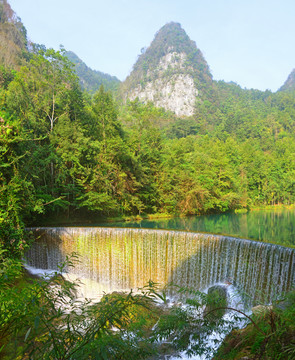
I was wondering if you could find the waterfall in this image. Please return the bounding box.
[25,227,295,305]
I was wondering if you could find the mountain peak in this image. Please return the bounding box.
[122,22,212,117]
[132,22,211,78]
[151,22,190,51]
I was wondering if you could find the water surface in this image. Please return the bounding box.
[101,209,295,247]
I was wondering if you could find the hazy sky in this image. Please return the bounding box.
[8,0,295,91]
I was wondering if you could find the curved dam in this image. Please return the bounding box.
[25,227,295,305]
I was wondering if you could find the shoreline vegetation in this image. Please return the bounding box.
[31,203,295,227]
[107,203,295,222]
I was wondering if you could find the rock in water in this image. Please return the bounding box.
[205,285,228,321]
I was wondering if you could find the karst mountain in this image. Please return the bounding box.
[121,22,213,117]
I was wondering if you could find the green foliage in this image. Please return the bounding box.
[0,8,295,358]
[1,20,295,225]
[0,109,38,256]
[0,247,294,359]
[0,257,160,359]
[0,65,15,88]
[0,218,27,257]
[0,256,246,360]
[215,291,295,359]
[6,48,80,134]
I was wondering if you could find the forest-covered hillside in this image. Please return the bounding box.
[0,0,295,247]
[65,50,120,93]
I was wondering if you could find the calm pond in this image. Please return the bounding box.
[100,209,295,248]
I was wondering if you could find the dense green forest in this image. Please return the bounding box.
[1,48,295,252]
[2,46,295,235]
[1,2,295,241]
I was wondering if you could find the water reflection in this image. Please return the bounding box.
[100,209,295,247]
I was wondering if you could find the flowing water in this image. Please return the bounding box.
[25,227,295,305]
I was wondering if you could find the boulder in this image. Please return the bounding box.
[204,285,228,321]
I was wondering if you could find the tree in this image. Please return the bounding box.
[6,48,80,135]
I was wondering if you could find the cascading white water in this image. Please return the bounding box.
[25,227,295,305]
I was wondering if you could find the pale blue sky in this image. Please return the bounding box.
[8,0,295,91]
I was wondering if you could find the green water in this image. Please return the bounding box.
[101,209,295,247]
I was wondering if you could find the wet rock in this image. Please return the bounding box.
[204,285,228,320]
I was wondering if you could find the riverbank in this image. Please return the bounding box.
[29,203,295,228]
[92,204,295,223]
[213,290,295,359]
[106,204,295,223]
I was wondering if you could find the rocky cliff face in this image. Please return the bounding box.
[127,52,198,116]
[279,69,295,92]
[0,0,28,68]
[122,22,212,117]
